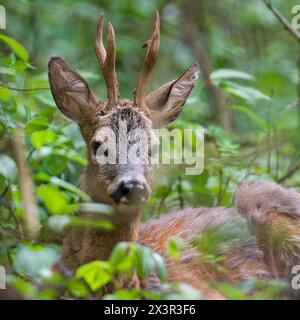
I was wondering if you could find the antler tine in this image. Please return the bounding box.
[95,13,119,108]
[95,14,106,65]
[134,10,160,110]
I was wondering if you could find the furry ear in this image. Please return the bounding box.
[48,56,99,123]
[145,63,200,128]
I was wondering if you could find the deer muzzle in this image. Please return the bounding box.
[110,179,150,206]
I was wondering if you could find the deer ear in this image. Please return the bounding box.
[48,56,98,123]
[145,63,200,128]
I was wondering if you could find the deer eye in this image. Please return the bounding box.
[92,141,102,156]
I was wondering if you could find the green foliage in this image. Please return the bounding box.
[0,0,299,300]
[76,242,167,294]
[13,244,60,278]
[74,241,201,300]
[76,261,112,292]
[214,279,289,300]
[167,236,184,260]
[0,34,29,62]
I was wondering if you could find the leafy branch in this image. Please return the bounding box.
[0,82,50,92]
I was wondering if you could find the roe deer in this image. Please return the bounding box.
[48,11,300,299]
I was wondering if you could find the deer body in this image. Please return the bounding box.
[48,12,300,299]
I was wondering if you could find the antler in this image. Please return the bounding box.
[134,11,160,110]
[95,14,119,108]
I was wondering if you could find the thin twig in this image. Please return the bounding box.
[221,176,231,203]
[266,92,273,174]
[157,183,172,216]
[217,169,223,205]
[263,0,300,125]
[242,153,257,182]
[0,82,50,92]
[12,129,40,239]
[262,0,300,42]
[177,175,184,209]
[277,163,300,183]
[274,127,280,181]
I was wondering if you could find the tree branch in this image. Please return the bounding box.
[12,129,40,239]
[277,163,300,183]
[0,82,50,92]
[263,0,300,125]
[262,0,300,42]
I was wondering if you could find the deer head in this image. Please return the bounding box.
[48,11,200,217]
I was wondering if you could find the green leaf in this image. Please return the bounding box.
[0,67,16,75]
[43,154,67,176]
[69,217,114,230]
[34,172,90,201]
[79,202,113,214]
[133,243,167,281]
[108,242,167,281]
[0,87,11,101]
[37,184,70,215]
[48,215,71,232]
[8,275,38,299]
[50,149,87,166]
[13,244,60,278]
[133,244,154,279]
[0,155,17,180]
[152,252,167,281]
[210,69,254,82]
[238,86,271,102]
[103,288,142,300]
[219,81,271,103]
[214,283,247,300]
[48,215,114,232]
[76,261,112,292]
[11,185,23,218]
[25,116,49,134]
[34,93,56,107]
[0,173,7,194]
[67,279,90,298]
[167,236,185,260]
[0,34,29,61]
[109,242,129,270]
[232,105,268,130]
[109,243,133,275]
[31,130,57,149]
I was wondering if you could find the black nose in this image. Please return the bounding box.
[111,180,148,204]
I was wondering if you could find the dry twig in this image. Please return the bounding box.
[12,129,40,239]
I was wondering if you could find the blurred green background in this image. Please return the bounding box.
[0,0,300,299]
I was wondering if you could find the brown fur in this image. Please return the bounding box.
[58,185,300,299]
